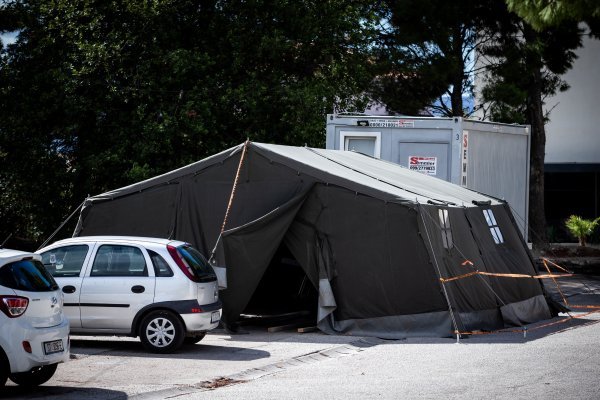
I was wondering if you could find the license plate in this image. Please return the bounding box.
[211,311,220,323]
[43,339,64,355]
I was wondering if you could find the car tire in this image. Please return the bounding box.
[0,353,8,387]
[139,310,185,353]
[8,363,58,387]
[184,332,206,345]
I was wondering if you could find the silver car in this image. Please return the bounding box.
[38,236,222,353]
[0,249,70,387]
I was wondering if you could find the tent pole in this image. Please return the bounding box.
[418,204,461,341]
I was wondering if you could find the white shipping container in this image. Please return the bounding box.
[326,114,530,239]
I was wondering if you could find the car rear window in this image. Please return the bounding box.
[0,259,59,292]
[177,245,216,282]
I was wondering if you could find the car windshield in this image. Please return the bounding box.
[0,259,59,292]
[177,245,216,282]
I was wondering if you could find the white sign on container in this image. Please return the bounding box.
[408,156,437,175]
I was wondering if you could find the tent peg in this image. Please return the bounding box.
[523,326,527,339]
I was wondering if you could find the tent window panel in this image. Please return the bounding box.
[490,226,504,244]
[483,209,504,244]
[438,209,453,249]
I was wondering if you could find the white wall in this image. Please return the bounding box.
[544,35,600,164]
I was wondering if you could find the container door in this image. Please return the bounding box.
[398,142,450,181]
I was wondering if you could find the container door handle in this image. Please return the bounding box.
[131,285,145,294]
[62,285,76,294]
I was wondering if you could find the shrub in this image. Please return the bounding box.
[564,215,600,247]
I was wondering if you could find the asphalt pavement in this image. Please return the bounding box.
[2,276,599,400]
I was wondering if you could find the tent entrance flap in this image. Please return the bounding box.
[216,190,310,326]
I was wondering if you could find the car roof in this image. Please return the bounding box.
[44,236,185,248]
[0,248,42,267]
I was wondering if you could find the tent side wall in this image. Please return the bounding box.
[76,148,317,256]
[464,204,551,325]
[418,204,551,330]
[76,183,181,239]
[287,185,454,338]
[418,205,504,332]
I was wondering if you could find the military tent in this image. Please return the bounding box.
[73,142,552,338]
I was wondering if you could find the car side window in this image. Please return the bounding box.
[148,250,174,277]
[41,245,89,277]
[91,245,148,277]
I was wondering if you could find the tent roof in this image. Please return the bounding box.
[88,142,501,207]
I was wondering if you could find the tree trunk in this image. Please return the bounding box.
[524,26,548,249]
[450,25,465,117]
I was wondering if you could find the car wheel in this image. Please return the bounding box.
[184,332,206,345]
[0,354,8,387]
[8,363,58,387]
[140,310,185,353]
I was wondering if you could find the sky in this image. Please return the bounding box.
[1,30,18,48]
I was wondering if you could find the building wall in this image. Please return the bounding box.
[543,36,600,241]
[545,36,600,164]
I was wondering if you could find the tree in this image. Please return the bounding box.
[479,4,584,248]
[372,0,502,116]
[0,0,375,245]
[506,0,600,32]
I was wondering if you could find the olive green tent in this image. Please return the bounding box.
[74,142,552,338]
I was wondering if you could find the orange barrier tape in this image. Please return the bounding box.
[541,258,573,273]
[440,270,572,283]
[570,305,600,309]
[542,258,570,306]
[439,271,479,282]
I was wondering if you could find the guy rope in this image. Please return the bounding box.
[221,140,250,234]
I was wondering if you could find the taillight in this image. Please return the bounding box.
[22,341,32,353]
[167,245,199,282]
[0,295,29,318]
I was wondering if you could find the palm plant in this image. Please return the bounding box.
[564,215,600,247]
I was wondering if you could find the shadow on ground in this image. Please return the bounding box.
[70,338,271,361]
[0,385,127,400]
[69,277,600,355]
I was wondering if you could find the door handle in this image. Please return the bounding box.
[62,285,76,294]
[131,285,145,294]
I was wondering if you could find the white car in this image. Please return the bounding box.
[0,249,70,387]
[38,236,222,353]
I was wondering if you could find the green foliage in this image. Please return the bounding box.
[479,12,582,123]
[371,0,500,116]
[1,0,596,248]
[506,0,600,34]
[477,3,586,249]
[565,215,600,247]
[0,0,375,244]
